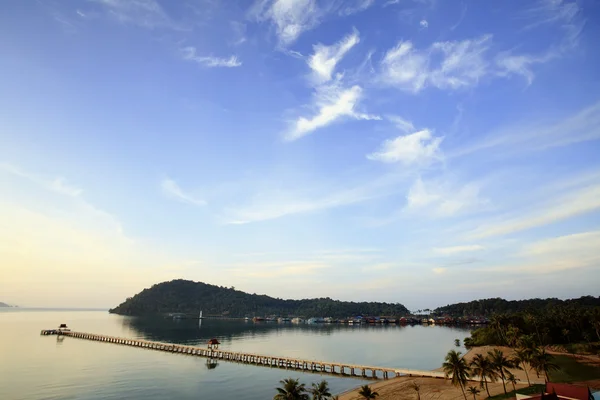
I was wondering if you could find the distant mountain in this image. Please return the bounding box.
[434,296,600,317]
[0,302,12,307]
[109,279,410,318]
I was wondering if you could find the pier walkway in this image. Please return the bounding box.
[41,330,450,380]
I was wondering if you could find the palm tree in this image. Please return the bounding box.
[411,381,421,400]
[488,349,513,394]
[506,372,518,392]
[513,349,532,387]
[274,378,309,400]
[443,350,471,400]
[357,384,379,399]
[467,386,481,400]
[531,348,559,382]
[310,380,331,400]
[470,353,498,398]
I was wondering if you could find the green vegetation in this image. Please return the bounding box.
[357,384,379,399]
[487,384,545,400]
[464,303,600,347]
[442,350,471,400]
[548,355,600,383]
[109,279,409,317]
[273,379,339,400]
[435,296,600,317]
[274,378,309,400]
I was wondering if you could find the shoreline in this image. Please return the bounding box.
[338,346,543,400]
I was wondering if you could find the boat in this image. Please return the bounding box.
[199,310,204,320]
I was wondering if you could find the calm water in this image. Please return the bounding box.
[0,309,472,400]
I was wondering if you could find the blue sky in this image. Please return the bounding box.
[1,0,599,309]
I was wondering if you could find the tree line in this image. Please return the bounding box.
[273,378,379,399]
[464,304,600,347]
[434,296,600,317]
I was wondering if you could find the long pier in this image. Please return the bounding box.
[41,330,449,380]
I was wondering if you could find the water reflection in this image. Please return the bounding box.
[205,359,218,370]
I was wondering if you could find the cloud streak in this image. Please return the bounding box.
[308,29,360,83]
[161,178,206,206]
[181,47,242,68]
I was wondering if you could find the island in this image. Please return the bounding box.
[109,279,410,318]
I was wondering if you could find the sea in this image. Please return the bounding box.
[0,309,473,400]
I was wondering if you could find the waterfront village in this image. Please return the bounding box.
[247,315,490,325]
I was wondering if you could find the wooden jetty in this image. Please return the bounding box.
[39,329,459,380]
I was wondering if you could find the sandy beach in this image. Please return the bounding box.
[339,346,543,400]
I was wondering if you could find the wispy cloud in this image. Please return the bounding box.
[224,172,404,224]
[419,19,428,28]
[379,35,492,92]
[387,115,416,134]
[433,245,484,255]
[339,0,375,16]
[286,81,379,141]
[405,177,487,218]
[495,51,554,85]
[181,47,242,68]
[308,29,360,83]
[523,0,584,51]
[161,177,206,206]
[90,0,180,30]
[0,163,82,197]
[469,183,600,239]
[451,101,600,158]
[367,129,443,165]
[249,0,321,46]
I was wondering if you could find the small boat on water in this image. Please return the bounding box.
[198,310,204,320]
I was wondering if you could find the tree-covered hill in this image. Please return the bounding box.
[109,279,410,318]
[434,296,600,317]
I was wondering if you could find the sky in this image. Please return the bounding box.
[1,0,599,310]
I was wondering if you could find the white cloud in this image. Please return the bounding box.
[250,0,321,46]
[433,245,484,255]
[405,178,487,218]
[420,19,428,28]
[161,178,206,206]
[470,183,600,239]
[367,129,443,165]
[308,29,360,83]
[380,35,492,92]
[286,83,379,141]
[181,47,242,68]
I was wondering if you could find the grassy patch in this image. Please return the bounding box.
[487,384,545,400]
[549,355,600,383]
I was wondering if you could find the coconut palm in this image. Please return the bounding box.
[310,380,331,400]
[488,349,513,394]
[531,348,559,382]
[506,372,518,392]
[411,381,421,400]
[357,384,379,399]
[274,378,309,400]
[513,349,532,386]
[469,353,498,398]
[467,386,481,400]
[442,350,471,400]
